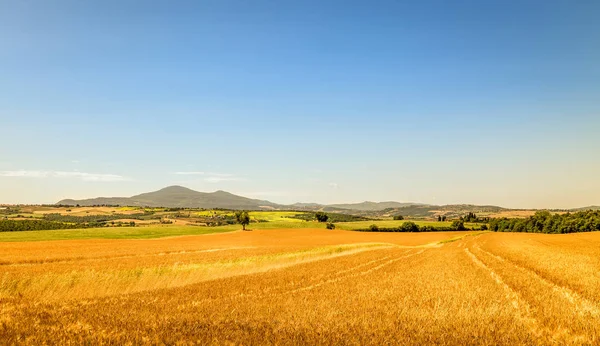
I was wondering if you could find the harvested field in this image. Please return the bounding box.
[1,230,599,344]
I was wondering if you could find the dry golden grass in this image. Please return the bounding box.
[1,230,599,345]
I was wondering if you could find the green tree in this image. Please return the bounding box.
[437,215,442,222]
[400,221,419,232]
[451,220,466,231]
[235,211,251,230]
[393,215,404,220]
[315,212,329,222]
[326,222,336,230]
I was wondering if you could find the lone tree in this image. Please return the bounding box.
[235,211,250,230]
[315,211,329,222]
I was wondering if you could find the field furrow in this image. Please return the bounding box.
[469,245,599,344]
[474,244,600,318]
[1,229,599,344]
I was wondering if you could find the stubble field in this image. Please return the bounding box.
[1,229,599,345]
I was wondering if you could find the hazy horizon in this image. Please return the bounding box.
[1,1,599,209]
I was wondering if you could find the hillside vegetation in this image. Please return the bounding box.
[490,210,600,234]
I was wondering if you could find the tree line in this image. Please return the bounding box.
[0,220,81,232]
[356,220,486,233]
[489,210,600,234]
[0,219,138,232]
[291,212,368,223]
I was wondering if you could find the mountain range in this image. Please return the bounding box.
[58,186,428,211]
[57,185,599,215]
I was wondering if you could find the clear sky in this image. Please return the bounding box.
[1,0,599,208]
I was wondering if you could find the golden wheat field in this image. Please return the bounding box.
[1,229,599,345]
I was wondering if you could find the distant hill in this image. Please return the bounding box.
[57,186,281,210]
[570,206,600,211]
[314,204,509,219]
[57,185,589,218]
[327,201,426,211]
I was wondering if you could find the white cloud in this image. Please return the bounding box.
[0,170,129,182]
[1,170,50,178]
[328,182,339,189]
[173,171,205,175]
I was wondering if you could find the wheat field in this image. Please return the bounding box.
[1,229,599,345]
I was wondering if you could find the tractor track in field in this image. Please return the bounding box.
[236,251,403,299]
[473,244,600,318]
[464,247,553,342]
[466,247,593,345]
[286,249,426,294]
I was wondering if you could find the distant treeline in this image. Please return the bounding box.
[43,213,147,223]
[290,212,369,223]
[0,218,139,232]
[355,220,485,233]
[0,220,81,232]
[489,210,600,234]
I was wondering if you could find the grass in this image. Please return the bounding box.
[0,220,325,242]
[0,225,235,242]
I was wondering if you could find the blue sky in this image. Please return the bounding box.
[1,0,599,208]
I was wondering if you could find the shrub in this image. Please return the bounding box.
[369,224,379,232]
[326,222,335,230]
[393,215,404,220]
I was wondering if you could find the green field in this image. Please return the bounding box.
[335,220,480,230]
[1,208,486,242]
[0,220,325,242]
[0,217,484,242]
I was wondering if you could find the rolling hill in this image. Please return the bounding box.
[57,186,281,210]
[326,201,426,211]
[56,185,595,218]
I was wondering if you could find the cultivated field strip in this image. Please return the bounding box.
[0,247,259,266]
[287,249,425,294]
[0,242,397,302]
[474,244,600,318]
[1,230,599,344]
[464,247,552,342]
[467,242,600,344]
[479,232,600,306]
